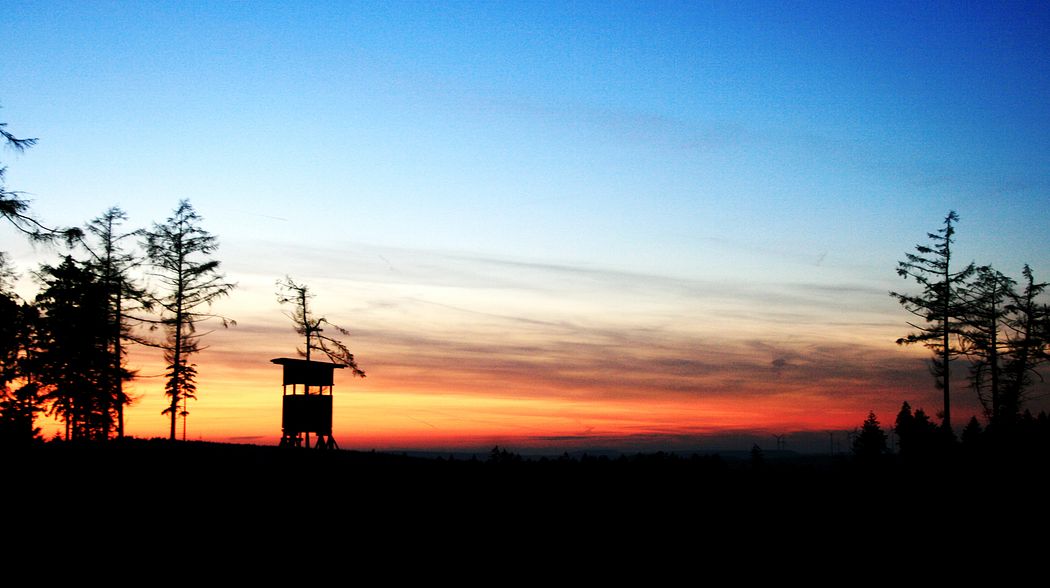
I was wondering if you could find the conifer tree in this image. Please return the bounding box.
[1000,265,1050,425]
[954,264,1049,428]
[276,276,365,377]
[35,257,119,440]
[144,201,234,440]
[853,411,888,458]
[958,265,1015,424]
[961,416,983,450]
[891,211,975,432]
[78,207,149,438]
[0,254,43,445]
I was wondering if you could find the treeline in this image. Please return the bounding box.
[0,203,233,445]
[1,116,233,444]
[851,404,1050,462]
[851,210,1050,458]
[892,211,1050,431]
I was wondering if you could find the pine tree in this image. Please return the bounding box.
[0,253,20,386]
[853,411,888,458]
[35,257,121,440]
[999,265,1050,426]
[78,207,149,438]
[894,401,940,457]
[276,276,365,377]
[0,254,43,445]
[961,416,983,450]
[144,201,234,440]
[958,265,1015,424]
[891,211,975,432]
[894,401,914,454]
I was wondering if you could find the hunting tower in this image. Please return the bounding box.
[271,357,344,449]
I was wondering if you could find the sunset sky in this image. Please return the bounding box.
[3,2,1049,452]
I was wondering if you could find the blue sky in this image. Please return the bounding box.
[6,2,1049,269]
[3,1,1049,447]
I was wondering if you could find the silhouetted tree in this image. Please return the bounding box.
[0,381,41,445]
[853,411,888,458]
[488,445,522,464]
[0,113,80,244]
[0,253,20,383]
[948,264,1050,431]
[999,265,1050,426]
[891,211,975,432]
[276,276,365,377]
[35,256,125,440]
[958,266,1016,424]
[895,401,943,458]
[961,416,983,451]
[0,255,43,445]
[144,200,234,440]
[894,402,914,453]
[77,207,149,438]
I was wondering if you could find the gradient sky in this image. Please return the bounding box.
[3,1,1049,452]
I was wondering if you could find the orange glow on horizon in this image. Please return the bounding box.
[34,340,959,452]
[28,263,1000,452]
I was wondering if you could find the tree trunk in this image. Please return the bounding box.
[942,271,952,432]
[170,285,184,441]
[115,287,124,439]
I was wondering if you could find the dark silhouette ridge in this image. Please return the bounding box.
[8,437,1048,536]
[9,441,1035,563]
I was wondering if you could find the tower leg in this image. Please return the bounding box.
[313,434,337,450]
[280,431,305,448]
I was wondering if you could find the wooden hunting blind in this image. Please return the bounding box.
[271,357,344,449]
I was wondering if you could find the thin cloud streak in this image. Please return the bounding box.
[201,241,960,423]
[98,239,1005,445]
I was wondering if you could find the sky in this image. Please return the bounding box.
[2,1,1049,453]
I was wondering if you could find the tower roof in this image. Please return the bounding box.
[271,357,345,387]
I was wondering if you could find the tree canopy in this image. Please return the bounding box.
[891,210,975,431]
[277,276,365,378]
[0,115,80,244]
